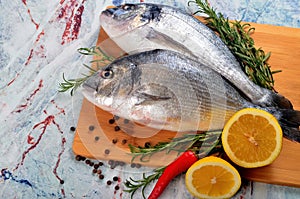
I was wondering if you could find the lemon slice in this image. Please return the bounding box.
[185,156,241,199]
[222,108,283,168]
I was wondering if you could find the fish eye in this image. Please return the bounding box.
[101,69,114,79]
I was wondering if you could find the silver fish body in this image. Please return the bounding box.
[100,3,292,109]
[82,49,300,141]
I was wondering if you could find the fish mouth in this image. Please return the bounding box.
[82,81,101,108]
[82,74,99,91]
[100,10,139,38]
[82,83,119,114]
[81,84,97,104]
[82,86,116,113]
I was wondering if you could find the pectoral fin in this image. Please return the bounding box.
[145,27,197,58]
[134,83,173,106]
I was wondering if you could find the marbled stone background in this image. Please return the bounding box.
[1,0,299,198]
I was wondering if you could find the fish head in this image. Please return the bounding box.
[82,58,141,116]
[100,3,162,38]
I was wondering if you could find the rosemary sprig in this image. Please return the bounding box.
[189,0,279,90]
[124,166,165,199]
[128,131,222,162]
[58,46,114,95]
[58,65,96,96]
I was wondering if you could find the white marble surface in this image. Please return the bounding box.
[1,0,300,198]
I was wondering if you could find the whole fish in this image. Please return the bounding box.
[100,3,292,109]
[82,49,300,142]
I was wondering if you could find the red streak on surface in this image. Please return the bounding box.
[25,30,45,66]
[72,5,84,39]
[51,100,66,115]
[22,0,39,29]
[7,30,45,87]
[61,189,66,198]
[7,73,20,86]
[27,135,34,144]
[35,30,45,42]
[14,115,55,171]
[12,80,43,113]
[53,137,66,183]
[13,101,67,185]
[25,49,34,66]
[52,119,64,134]
[59,0,86,45]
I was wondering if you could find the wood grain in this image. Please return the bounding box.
[73,21,300,187]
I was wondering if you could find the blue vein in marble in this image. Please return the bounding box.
[1,168,64,198]
[1,168,32,187]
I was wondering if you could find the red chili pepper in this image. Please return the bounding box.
[148,150,198,199]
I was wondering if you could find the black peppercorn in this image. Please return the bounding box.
[115,185,120,190]
[112,139,118,144]
[108,160,114,165]
[60,180,64,184]
[114,126,121,131]
[89,125,95,131]
[106,180,112,185]
[75,155,81,161]
[85,159,91,165]
[94,136,100,141]
[70,126,76,131]
[108,119,115,124]
[113,176,119,181]
[121,139,127,145]
[144,142,151,148]
[136,163,142,168]
[99,174,104,179]
[104,149,110,155]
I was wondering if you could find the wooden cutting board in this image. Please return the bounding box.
[73,20,300,187]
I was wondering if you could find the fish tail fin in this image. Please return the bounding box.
[278,109,300,142]
[271,92,294,109]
